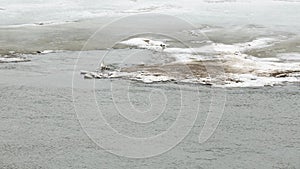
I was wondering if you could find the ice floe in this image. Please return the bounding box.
[119,38,168,51]
[277,52,300,61]
[0,56,30,63]
[81,37,300,87]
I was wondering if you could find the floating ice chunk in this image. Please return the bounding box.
[0,57,30,63]
[82,37,300,88]
[256,57,281,62]
[84,73,93,79]
[213,43,240,53]
[119,37,277,57]
[80,70,89,75]
[277,53,300,61]
[133,74,175,83]
[40,50,54,54]
[36,50,64,54]
[236,38,276,51]
[214,73,300,88]
[212,38,277,54]
[119,38,168,51]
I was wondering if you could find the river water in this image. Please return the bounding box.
[0,0,299,168]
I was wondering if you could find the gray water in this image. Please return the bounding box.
[0,52,299,168]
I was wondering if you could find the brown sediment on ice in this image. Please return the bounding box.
[120,59,300,80]
[120,60,259,78]
[120,61,226,79]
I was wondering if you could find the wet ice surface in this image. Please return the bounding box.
[0,51,299,168]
